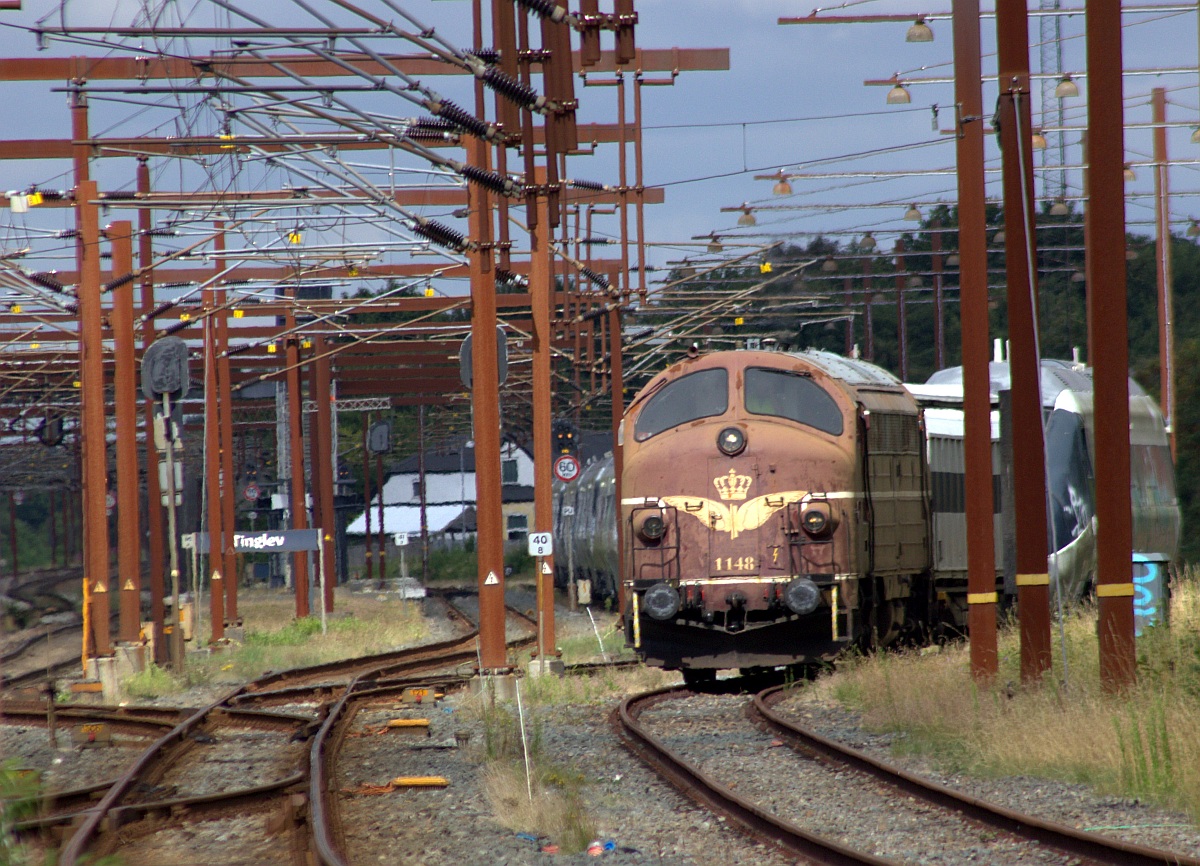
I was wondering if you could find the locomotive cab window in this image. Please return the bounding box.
[634,368,729,441]
[744,367,843,435]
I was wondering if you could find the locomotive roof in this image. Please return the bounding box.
[789,349,904,388]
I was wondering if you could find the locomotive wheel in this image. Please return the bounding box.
[866,599,907,648]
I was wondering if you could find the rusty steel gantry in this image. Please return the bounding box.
[0,0,729,678]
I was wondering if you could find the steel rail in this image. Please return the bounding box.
[0,700,313,732]
[231,601,539,707]
[53,594,537,862]
[615,685,898,866]
[0,622,79,665]
[55,686,249,865]
[16,771,307,839]
[307,601,541,865]
[754,684,1200,866]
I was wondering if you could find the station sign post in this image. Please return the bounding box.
[527,532,554,671]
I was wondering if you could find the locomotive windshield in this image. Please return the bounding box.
[745,367,843,435]
[633,368,728,441]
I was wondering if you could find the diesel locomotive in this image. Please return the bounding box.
[617,347,943,679]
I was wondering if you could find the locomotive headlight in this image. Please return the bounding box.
[634,510,665,543]
[800,503,836,537]
[784,577,821,615]
[643,582,681,620]
[717,426,746,456]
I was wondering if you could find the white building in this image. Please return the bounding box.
[347,438,537,552]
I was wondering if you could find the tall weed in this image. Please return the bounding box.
[803,570,1200,818]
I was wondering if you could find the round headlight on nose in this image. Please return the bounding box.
[801,509,827,535]
[717,426,745,456]
[800,503,836,537]
[643,582,681,621]
[636,512,665,542]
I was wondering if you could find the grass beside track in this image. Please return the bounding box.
[121,588,428,699]
[806,569,1200,822]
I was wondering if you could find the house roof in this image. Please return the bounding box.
[347,504,466,536]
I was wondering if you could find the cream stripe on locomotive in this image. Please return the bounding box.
[624,489,922,539]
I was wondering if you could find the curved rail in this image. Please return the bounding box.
[54,595,539,865]
[754,684,1200,866]
[56,685,250,865]
[0,621,79,665]
[615,685,896,866]
[306,600,540,865]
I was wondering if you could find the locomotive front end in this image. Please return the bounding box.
[621,351,861,673]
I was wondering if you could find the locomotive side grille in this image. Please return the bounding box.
[866,412,921,453]
[865,412,931,574]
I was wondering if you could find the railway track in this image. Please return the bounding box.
[7,592,539,866]
[2,565,109,692]
[616,683,1200,866]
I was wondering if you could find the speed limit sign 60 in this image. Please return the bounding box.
[553,454,580,483]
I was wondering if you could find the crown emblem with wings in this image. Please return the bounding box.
[660,471,807,539]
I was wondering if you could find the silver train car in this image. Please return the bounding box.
[552,452,619,602]
[910,358,1179,612]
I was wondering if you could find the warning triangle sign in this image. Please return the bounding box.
[225,546,236,556]
[123,579,135,591]
[540,562,552,575]
[93,581,108,593]
[484,571,500,585]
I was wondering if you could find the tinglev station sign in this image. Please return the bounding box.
[187,529,322,554]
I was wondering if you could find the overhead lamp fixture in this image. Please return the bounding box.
[859,231,877,251]
[706,234,723,253]
[821,256,837,272]
[945,253,960,267]
[905,17,934,42]
[993,229,1006,245]
[1188,219,1200,237]
[737,205,757,227]
[772,171,792,196]
[1192,127,1200,144]
[1054,75,1079,99]
[903,203,922,221]
[1070,270,1085,283]
[886,82,912,105]
[1123,164,1136,182]
[1031,129,1047,150]
[1049,197,1069,216]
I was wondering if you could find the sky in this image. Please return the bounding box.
[1,1,1199,287]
